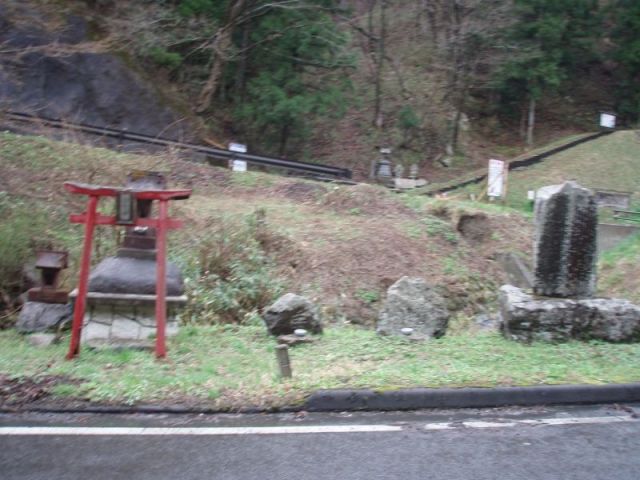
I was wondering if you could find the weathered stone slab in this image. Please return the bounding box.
[263,293,323,336]
[376,277,449,338]
[496,252,534,289]
[500,285,640,343]
[533,181,597,298]
[16,302,71,333]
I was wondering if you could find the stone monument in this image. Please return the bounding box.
[533,181,597,298]
[500,181,640,343]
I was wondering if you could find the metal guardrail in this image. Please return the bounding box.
[3,110,353,180]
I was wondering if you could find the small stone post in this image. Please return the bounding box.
[275,344,292,378]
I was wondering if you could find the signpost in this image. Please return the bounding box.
[599,112,616,129]
[229,143,248,172]
[487,159,507,199]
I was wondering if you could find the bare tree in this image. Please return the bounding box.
[196,0,249,113]
[417,0,512,152]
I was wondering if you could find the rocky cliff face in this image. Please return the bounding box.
[0,2,192,140]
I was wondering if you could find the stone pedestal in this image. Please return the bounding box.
[71,290,186,348]
[500,285,640,343]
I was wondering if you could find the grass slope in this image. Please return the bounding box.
[600,233,640,303]
[447,130,640,210]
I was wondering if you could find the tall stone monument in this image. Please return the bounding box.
[533,181,597,298]
[500,181,640,343]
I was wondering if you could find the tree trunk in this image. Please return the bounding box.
[278,123,290,157]
[236,23,250,102]
[526,95,536,148]
[195,0,248,113]
[519,103,527,140]
[373,0,387,128]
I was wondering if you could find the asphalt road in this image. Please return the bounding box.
[1,404,639,480]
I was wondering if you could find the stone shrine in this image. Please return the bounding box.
[16,249,71,333]
[71,172,186,348]
[501,181,640,343]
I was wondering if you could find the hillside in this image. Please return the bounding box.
[0,131,535,326]
[3,132,640,407]
[2,1,637,185]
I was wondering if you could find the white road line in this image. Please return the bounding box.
[423,415,637,431]
[1,416,635,436]
[0,424,403,436]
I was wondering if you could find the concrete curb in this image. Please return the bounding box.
[304,383,640,412]
[3,383,639,415]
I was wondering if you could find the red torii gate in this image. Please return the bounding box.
[64,181,191,359]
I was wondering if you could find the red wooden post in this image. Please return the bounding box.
[66,195,99,359]
[155,199,168,359]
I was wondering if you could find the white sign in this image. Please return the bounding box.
[232,159,247,172]
[600,113,616,129]
[487,159,506,198]
[229,142,247,153]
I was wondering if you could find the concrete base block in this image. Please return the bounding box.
[78,293,185,348]
[500,285,640,343]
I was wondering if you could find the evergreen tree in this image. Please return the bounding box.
[172,0,351,155]
[234,2,353,155]
[494,0,599,146]
[610,0,640,123]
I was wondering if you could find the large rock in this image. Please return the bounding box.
[500,285,640,343]
[16,302,71,333]
[533,181,598,298]
[88,256,184,296]
[0,5,192,141]
[377,277,449,338]
[263,294,322,336]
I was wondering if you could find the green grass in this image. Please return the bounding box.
[2,131,639,409]
[414,131,640,213]
[600,232,640,267]
[0,131,171,182]
[598,232,640,302]
[3,325,640,408]
[452,131,640,211]
[500,131,640,210]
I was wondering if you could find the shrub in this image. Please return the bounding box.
[148,47,183,70]
[0,194,45,287]
[181,212,285,324]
